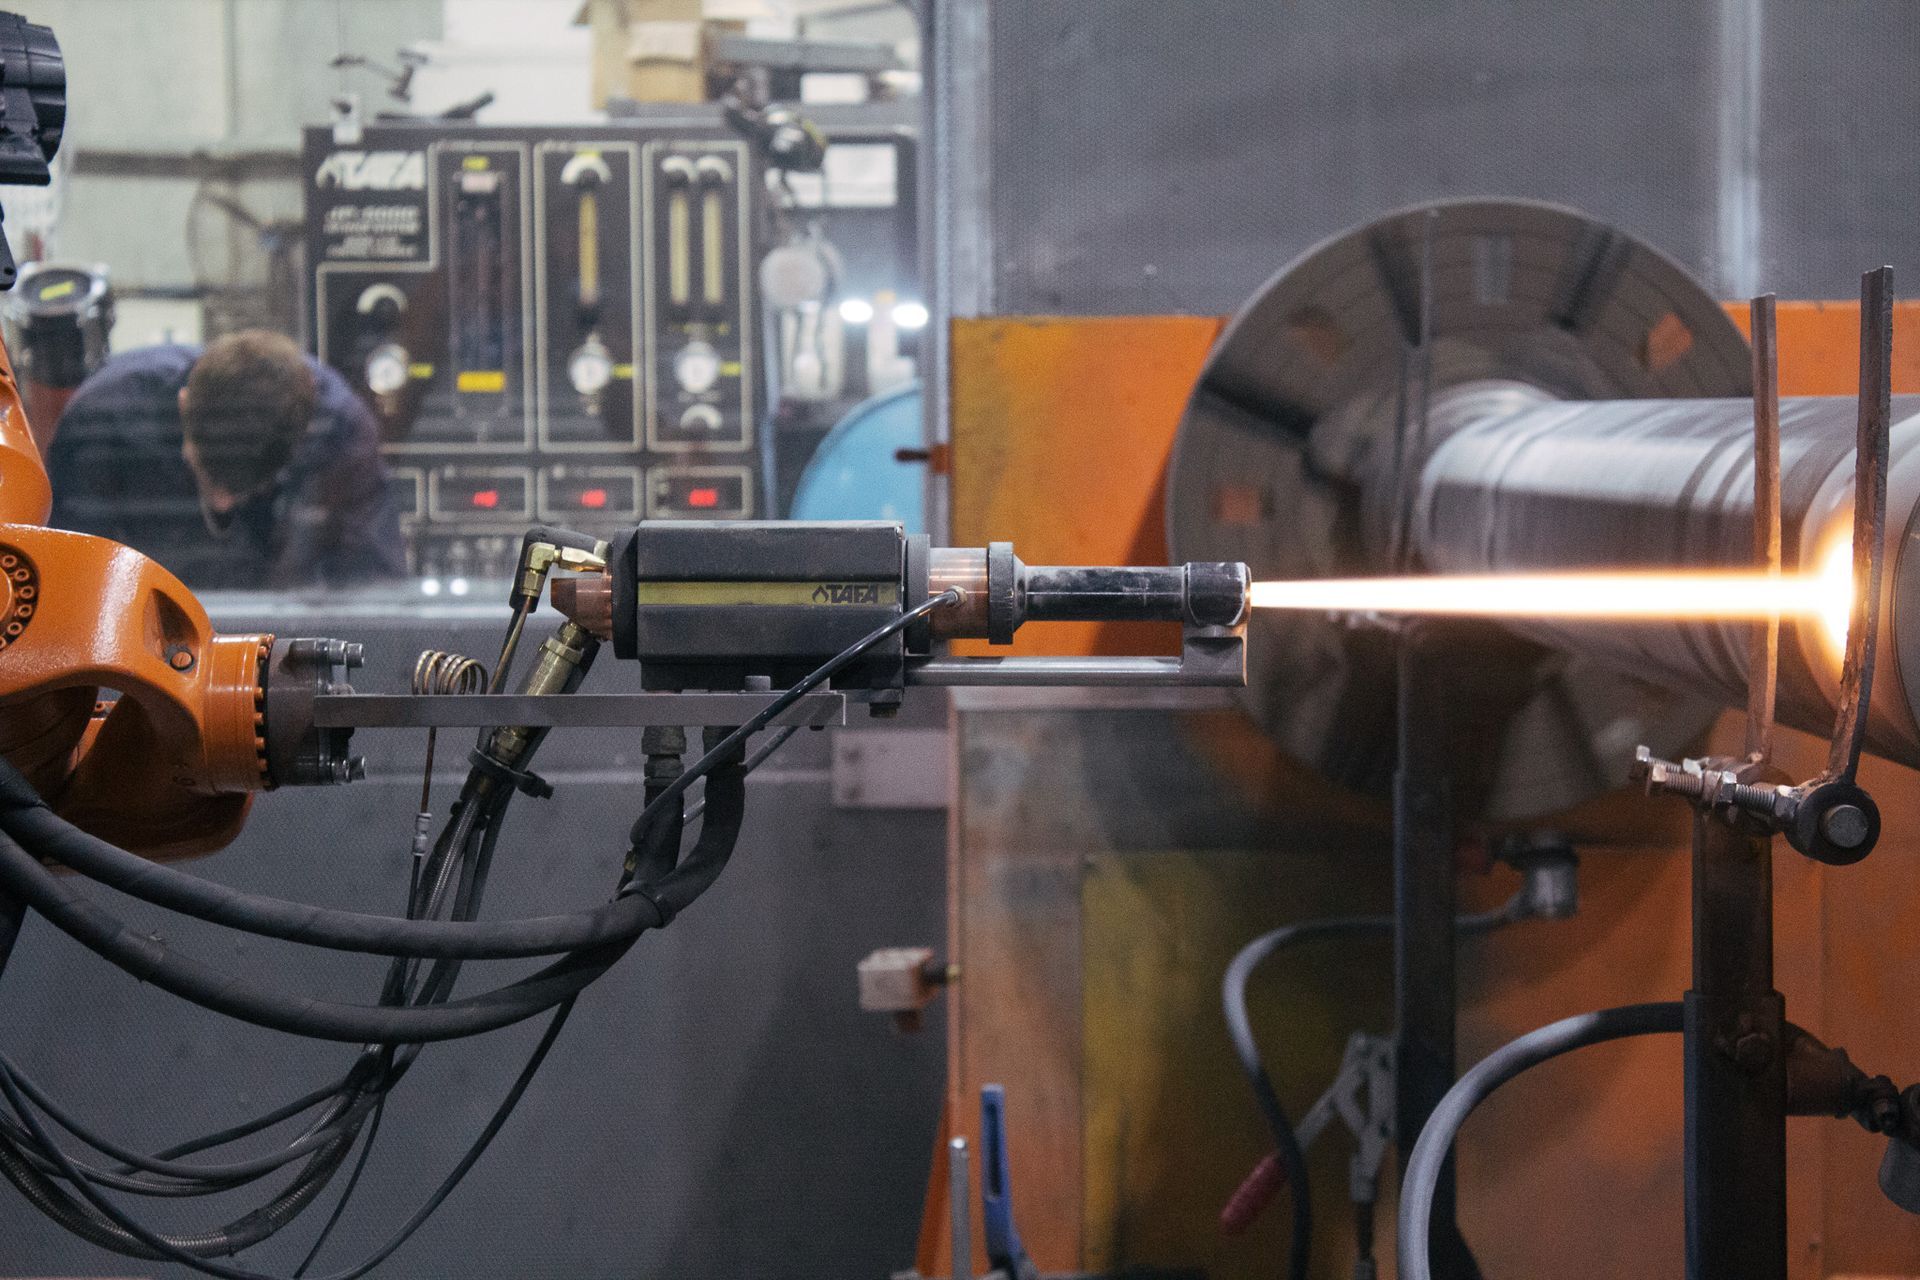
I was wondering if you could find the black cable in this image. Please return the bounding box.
[0,715,702,1219]
[293,1094,385,1277]
[0,1114,312,1199]
[0,628,540,1249]
[686,724,798,824]
[1224,917,1383,1280]
[0,596,946,1267]
[0,786,505,1232]
[0,764,660,960]
[288,782,517,1264]
[0,784,534,1260]
[622,589,961,880]
[0,834,631,1042]
[0,1058,379,1186]
[1397,1002,1683,1280]
[0,1000,575,1280]
[0,597,956,974]
[149,1075,371,1163]
[0,1125,356,1259]
[0,741,714,1269]
[1223,904,1519,1280]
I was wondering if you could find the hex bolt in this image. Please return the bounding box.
[1821,803,1872,851]
[1731,1032,1774,1073]
[1632,747,1705,800]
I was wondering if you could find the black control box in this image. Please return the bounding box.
[609,520,927,693]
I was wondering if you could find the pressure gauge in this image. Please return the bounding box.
[568,336,614,397]
[365,342,409,397]
[673,340,721,395]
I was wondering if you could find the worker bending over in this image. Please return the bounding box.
[47,330,406,588]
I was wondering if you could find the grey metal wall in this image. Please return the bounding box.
[984,1,1920,315]
[0,600,947,1278]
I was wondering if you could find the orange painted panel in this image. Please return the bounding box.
[949,315,1222,658]
[1724,299,1920,396]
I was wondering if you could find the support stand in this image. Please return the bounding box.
[1684,794,1787,1280]
[1638,271,1895,1280]
[1394,625,1481,1280]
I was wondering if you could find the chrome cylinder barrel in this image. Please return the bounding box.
[1412,391,1920,767]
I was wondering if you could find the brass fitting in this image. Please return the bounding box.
[513,539,608,609]
[481,621,597,770]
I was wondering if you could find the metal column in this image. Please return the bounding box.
[1684,809,1787,1280]
[1394,625,1481,1280]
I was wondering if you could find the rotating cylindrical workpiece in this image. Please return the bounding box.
[1411,390,1920,766]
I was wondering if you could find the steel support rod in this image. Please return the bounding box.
[1745,293,1780,762]
[1684,803,1787,1280]
[311,691,849,729]
[948,1136,972,1280]
[1394,625,1481,1280]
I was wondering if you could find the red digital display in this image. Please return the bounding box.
[540,470,638,519]
[651,469,747,518]
[431,469,530,521]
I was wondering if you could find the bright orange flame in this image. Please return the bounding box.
[1250,564,1855,640]
[1814,534,1856,655]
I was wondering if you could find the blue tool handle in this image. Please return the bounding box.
[980,1083,1025,1271]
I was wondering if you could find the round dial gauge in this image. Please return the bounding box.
[365,343,409,397]
[569,339,614,396]
[673,341,722,395]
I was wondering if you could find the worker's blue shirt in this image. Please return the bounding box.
[46,343,407,589]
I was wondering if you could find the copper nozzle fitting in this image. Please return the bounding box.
[927,547,990,638]
[552,571,615,642]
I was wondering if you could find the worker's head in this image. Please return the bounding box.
[178,330,316,516]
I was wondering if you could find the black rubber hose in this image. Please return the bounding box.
[0,999,574,1280]
[0,1115,324,1199]
[0,761,660,961]
[1225,918,1388,1280]
[0,1112,355,1259]
[0,1058,380,1186]
[636,748,747,921]
[0,784,532,1260]
[1397,1002,1683,1280]
[293,1097,385,1276]
[0,829,634,1042]
[1222,905,1517,1280]
[149,1073,370,1163]
[0,594,958,972]
[685,725,796,824]
[621,589,961,864]
[0,789,492,1246]
[0,597,932,1265]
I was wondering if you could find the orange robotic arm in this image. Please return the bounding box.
[0,334,355,861]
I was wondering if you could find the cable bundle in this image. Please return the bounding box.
[0,590,957,1277]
